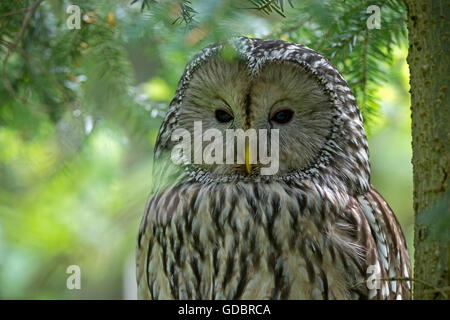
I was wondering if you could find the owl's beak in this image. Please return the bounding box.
[245,141,252,174]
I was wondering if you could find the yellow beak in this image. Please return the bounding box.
[245,141,252,174]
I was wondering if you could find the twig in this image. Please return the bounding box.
[0,6,31,18]
[1,38,70,104]
[2,0,44,99]
[270,17,311,38]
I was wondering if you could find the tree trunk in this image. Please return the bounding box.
[404,0,449,299]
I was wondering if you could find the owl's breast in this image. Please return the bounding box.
[137,180,365,299]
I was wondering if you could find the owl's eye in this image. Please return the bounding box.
[270,109,294,124]
[215,109,233,123]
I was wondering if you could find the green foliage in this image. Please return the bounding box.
[134,0,407,130]
[282,0,407,130]
[246,0,294,17]
[0,0,412,298]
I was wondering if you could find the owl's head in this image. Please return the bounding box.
[155,38,370,195]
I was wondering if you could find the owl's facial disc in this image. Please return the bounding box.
[176,58,333,177]
[250,61,333,174]
[177,58,252,175]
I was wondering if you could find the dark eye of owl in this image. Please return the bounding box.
[270,109,294,124]
[215,109,233,123]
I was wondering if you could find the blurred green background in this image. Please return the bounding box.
[0,0,412,299]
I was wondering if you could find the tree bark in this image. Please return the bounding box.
[404,0,449,299]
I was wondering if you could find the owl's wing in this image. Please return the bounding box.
[136,183,196,300]
[348,187,412,299]
[136,196,153,300]
[136,188,179,300]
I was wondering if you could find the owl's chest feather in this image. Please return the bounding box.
[137,181,364,299]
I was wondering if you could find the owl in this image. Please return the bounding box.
[136,37,412,300]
